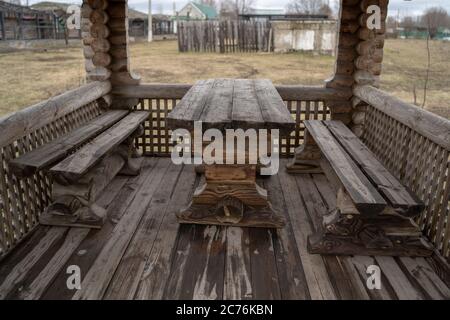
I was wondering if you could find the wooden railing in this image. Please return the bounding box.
[113,83,343,157]
[0,81,111,258]
[355,85,450,259]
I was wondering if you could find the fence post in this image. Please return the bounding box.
[0,11,5,40]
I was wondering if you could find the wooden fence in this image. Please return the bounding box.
[177,20,273,53]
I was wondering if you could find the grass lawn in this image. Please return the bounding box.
[0,39,449,118]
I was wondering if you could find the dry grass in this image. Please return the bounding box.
[0,38,449,118]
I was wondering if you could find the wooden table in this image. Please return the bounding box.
[167,79,295,228]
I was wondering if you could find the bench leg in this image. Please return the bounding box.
[307,188,434,257]
[286,129,322,174]
[40,152,126,229]
[118,125,144,176]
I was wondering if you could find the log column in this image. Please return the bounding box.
[326,0,389,137]
[107,0,140,108]
[82,0,139,109]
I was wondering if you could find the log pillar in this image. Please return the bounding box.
[326,0,389,137]
[82,0,140,109]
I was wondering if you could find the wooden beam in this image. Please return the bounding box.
[112,84,353,101]
[0,81,111,147]
[354,85,450,150]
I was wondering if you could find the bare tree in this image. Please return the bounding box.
[200,0,218,9]
[421,7,450,39]
[219,0,255,18]
[286,0,332,15]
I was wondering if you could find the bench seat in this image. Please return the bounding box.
[50,111,149,182]
[9,110,129,177]
[288,120,432,257]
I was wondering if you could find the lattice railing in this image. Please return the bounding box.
[0,82,110,258]
[357,85,450,259]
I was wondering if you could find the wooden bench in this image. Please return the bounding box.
[287,120,433,257]
[10,110,149,229]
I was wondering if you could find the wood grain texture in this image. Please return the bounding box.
[325,120,423,216]
[9,110,128,177]
[50,111,149,180]
[1,159,449,300]
[305,120,387,215]
[166,79,295,132]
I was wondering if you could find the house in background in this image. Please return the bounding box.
[238,7,337,55]
[176,1,218,21]
[31,1,81,39]
[128,8,174,39]
[0,0,63,40]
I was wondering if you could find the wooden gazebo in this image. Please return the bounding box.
[0,0,449,300]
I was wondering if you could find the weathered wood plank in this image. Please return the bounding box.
[231,79,264,128]
[50,111,149,180]
[278,159,336,300]
[103,162,183,299]
[325,120,423,216]
[9,110,128,177]
[399,257,450,299]
[264,175,310,300]
[71,158,170,300]
[166,79,215,129]
[0,227,66,299]
[164,224,226,300]
[0,81,111,147]
[254,79,295,133]
[223,227,253,300]
[306,120,387,215]
[249,227,281,300]
[112,83,352,101]
[375,256,424,300]
[134,165,197,299]
[347,255,395,300]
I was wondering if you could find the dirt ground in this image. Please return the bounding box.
[0,38,448,118]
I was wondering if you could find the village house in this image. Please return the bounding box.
[176,1,218,21]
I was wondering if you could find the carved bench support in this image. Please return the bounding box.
[40,126,144,229]
[307,188,434,256]
[286,130,322,173]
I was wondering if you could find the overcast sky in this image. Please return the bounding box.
[28,0,450,17]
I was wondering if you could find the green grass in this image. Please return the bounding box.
[0,38,448,118]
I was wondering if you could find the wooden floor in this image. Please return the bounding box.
[0,158,449,300]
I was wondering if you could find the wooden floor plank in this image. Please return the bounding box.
[0,227,66,299]
[164,224,226,300]
[223,227,253,300]
[249,227,281,300]
[72,158,171,300]
[277,160,336,300]
[14,170,130,300]
[375,256,425,300]
[103,162,183,299]
[41,159,155,300]
[1,158,449,300]
[347,256,395,300]
[305,173,370,300]
[398,257,450,299]
[134,165,197,299]
[264,175,310,300]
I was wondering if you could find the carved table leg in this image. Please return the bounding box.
[286,129,322,173]
[178,164,285,228]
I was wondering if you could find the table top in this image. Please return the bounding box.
[167,79,295,133]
